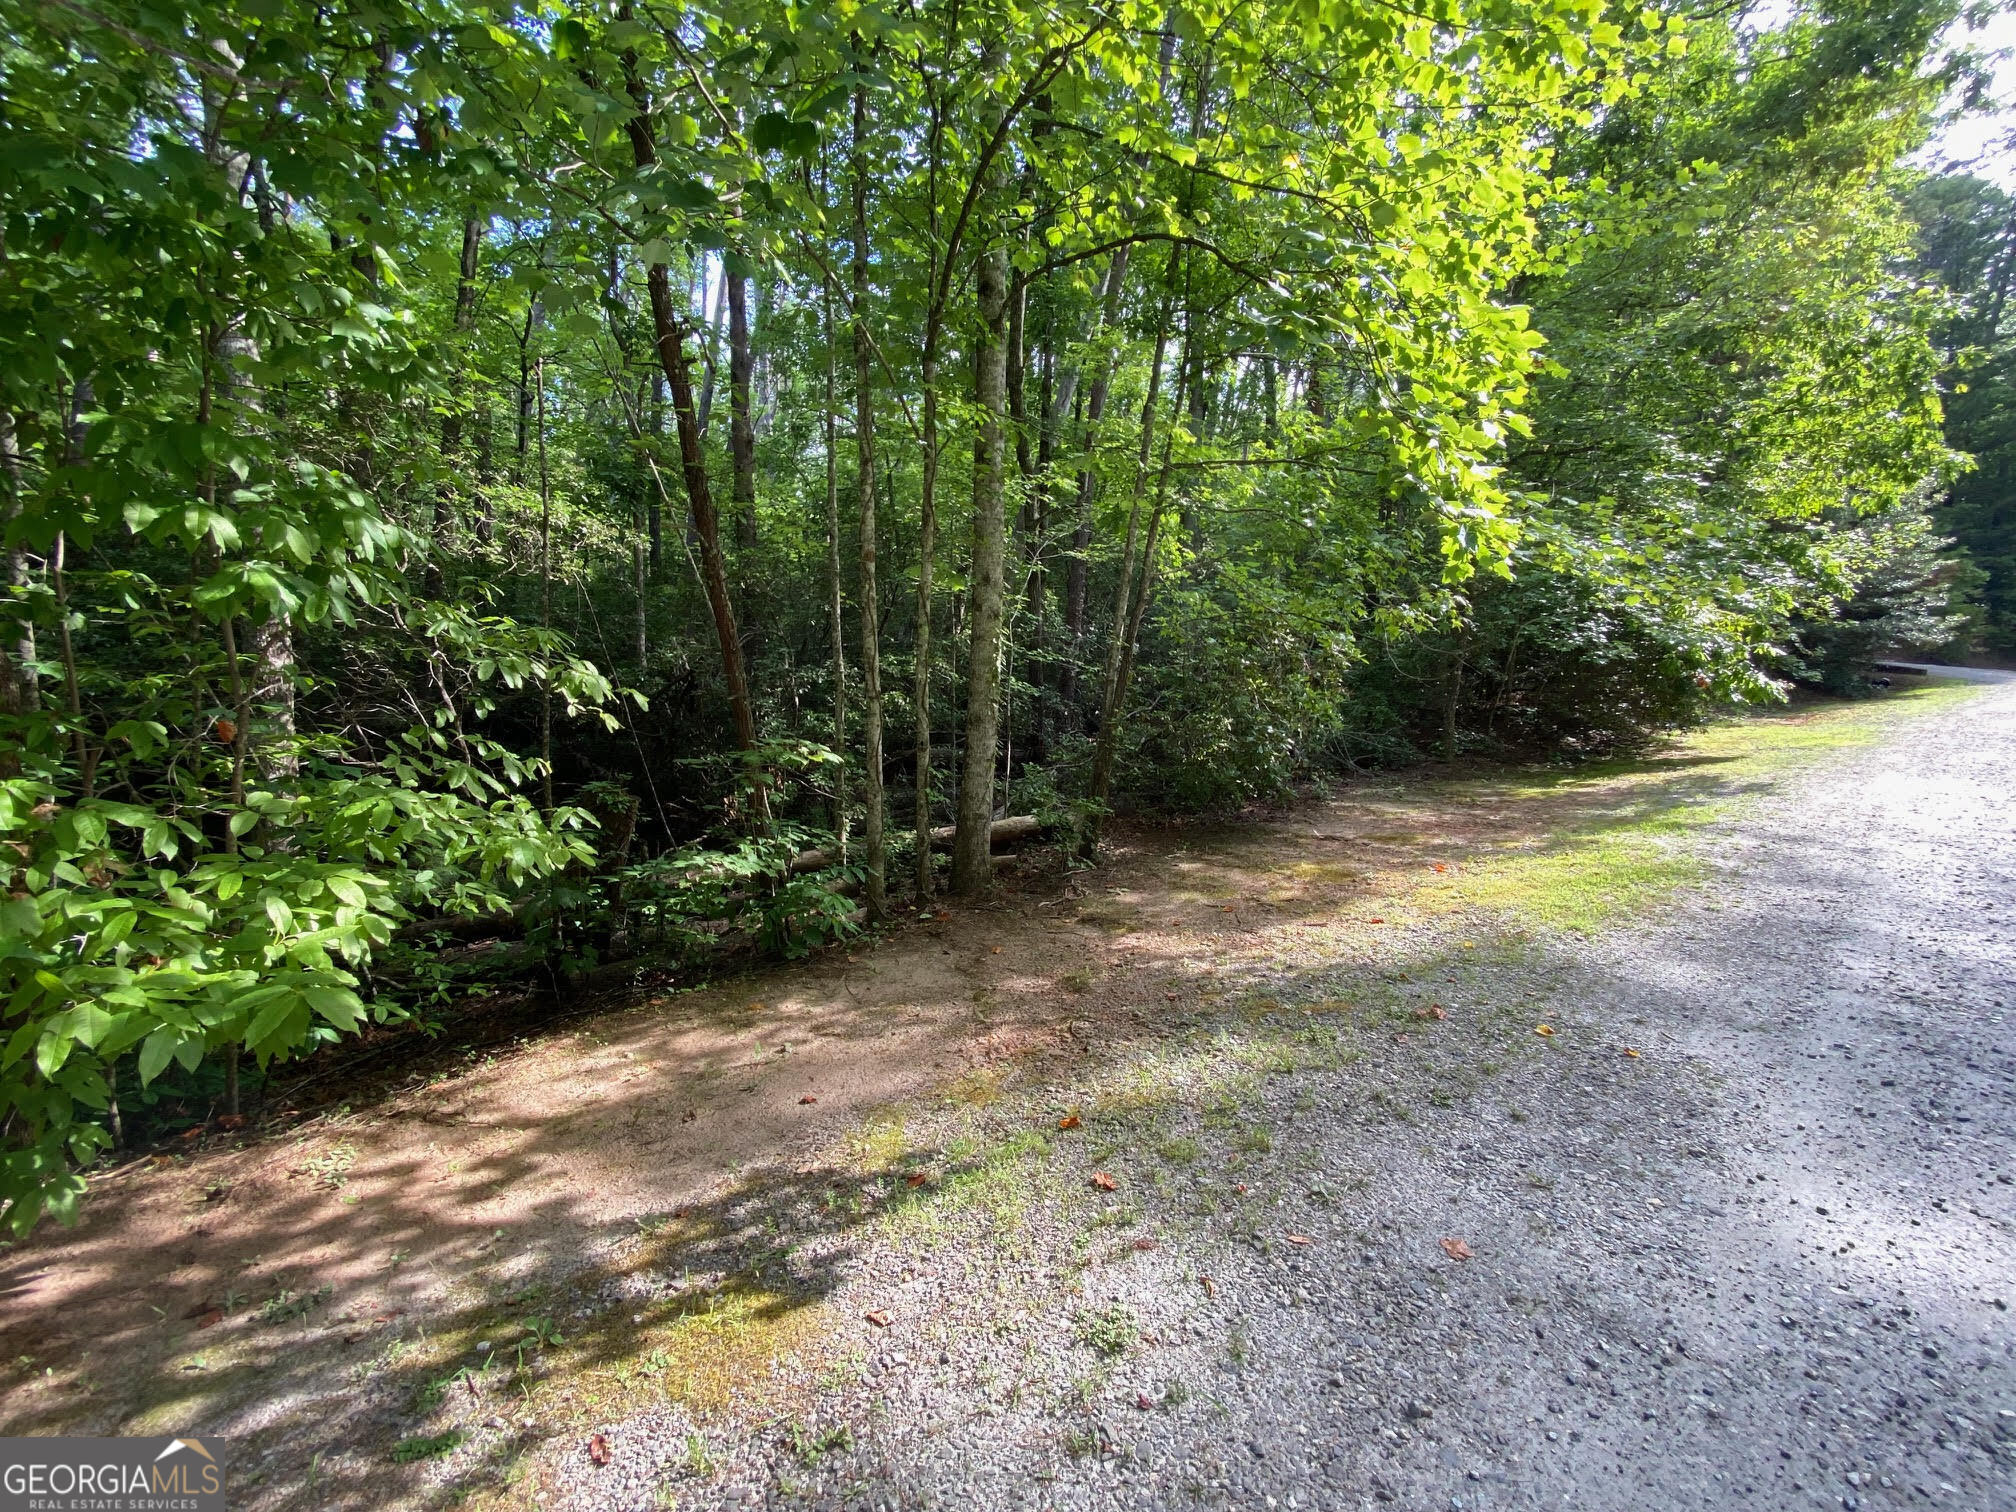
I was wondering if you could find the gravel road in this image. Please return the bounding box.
[456,682,2010,1512]
[678,678,2015,1512]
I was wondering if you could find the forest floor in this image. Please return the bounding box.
[4,674,2014,1512]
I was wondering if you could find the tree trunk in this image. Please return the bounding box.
[647,370,664,573]
[952,245,1012,895]
[1061,248,1131,715]
[850,82,886,917]
[619,41,765,817]
[727,271,757,532]
[914,361,940,898]
[536,357,553,814]
[427,218,481,597]
[1082,252,1183,858]
[727,269,760,654]
[0,411,32,777]
[822,266,849,866]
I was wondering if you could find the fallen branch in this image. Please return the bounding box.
[788,814,1041,873]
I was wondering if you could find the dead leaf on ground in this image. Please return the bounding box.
[1535,1024,1555,1036]
[588,1433,612,1466]
[1090,1172,1119,1192]
[1131,1238,1159,1251]
[905,1173,930,1188]
[865,1309,893,1328]
[990,945,1002,954]
[1432,863,1448,873]
[1623,1047,1641,1058]
[1057,1114,1081,1131]
[1413,1004,1447,1021]
[195,1309,223,1329]
[1137,1393,1155,1410]
[1369,917,1386,925]
[1286,1234,1314,1246]
[1440,1237,1474,1261]
[799,1095,818,1104]
[216,1114,245,1131]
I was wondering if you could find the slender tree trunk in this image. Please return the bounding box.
[823,267,849,865]
[633,522,648,667]
[619,42,766,818]
[0,411,32,777]
[914,358,940,898]
[851,81,886,918]
[1082,253,1183,858]
[727,271,757,534]
[696,264,727,435]
[952,245,1012,895]
[514,300,540,482]
[1061,248,1131,715]
[1442,646,1464,762]
[536,357,553,814]
[428,218,481,597]
[647,370,665,573]
[727,269,760,654]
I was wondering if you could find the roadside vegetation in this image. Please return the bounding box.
[0,0,2006,1246]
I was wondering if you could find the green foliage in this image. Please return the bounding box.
[0,0,1986,1234]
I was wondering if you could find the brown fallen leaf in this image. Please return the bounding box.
[1286,1234,1314,1246]
[1623,1047,1641,1058]
[1413,1004,1447,1021]
[1090,1172,1119,1192]
[1057,1114,1081,1131]
[1131,1238,1159,1252]
[1369,917,1386,925]
[1432,862,1448,873]
[905,1172,930,1188]
[935,910,951,921]
[1440,1237,1474,1261]
[799,1095,818,1104]
[865,1309,893,1328]
[196,1308,223,1329]
[588,1432,612,1466]
[1535,1024,1555,1036]
[217,1113,245,1131]
[990,945,1002,954]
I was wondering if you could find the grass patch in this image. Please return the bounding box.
[1075,1304,1140,1358]
[1411,682,1984,934]
[392,1430,465,1463]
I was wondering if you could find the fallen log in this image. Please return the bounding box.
[788,814,1041,874]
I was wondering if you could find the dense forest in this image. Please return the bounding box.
[0,0,2006,1232]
